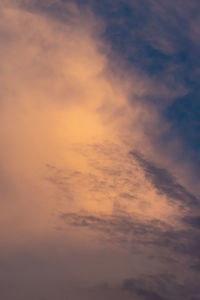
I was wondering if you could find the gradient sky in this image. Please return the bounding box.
[1,1,200,299]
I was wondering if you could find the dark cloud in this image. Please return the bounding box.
[130,151,199,207]
[182,216,200,229]
[190,262,200,272]
[119,192,135,199]
[60,211,168,239]
[121,272,200,300]
[60,210,200,260]
[122,278,166,300]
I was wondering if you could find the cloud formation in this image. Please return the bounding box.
[1,0,200,299]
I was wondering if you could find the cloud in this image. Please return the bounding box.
[122,278,167,300]
[182,216,200,229]
[60,209,200,263]
[121,272,200,300]
[130,151,199,207]
[1,1,200,299]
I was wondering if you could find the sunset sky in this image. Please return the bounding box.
[1,1,200,299]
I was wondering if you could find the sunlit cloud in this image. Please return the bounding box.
[1,1,200,299]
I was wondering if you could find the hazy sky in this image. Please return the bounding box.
[1,1,200,299]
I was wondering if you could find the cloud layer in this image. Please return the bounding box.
[1,1,200,299]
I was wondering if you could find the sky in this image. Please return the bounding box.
[1,0,200,299]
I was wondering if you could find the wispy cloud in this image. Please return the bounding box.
[130,151,199,207]
[1,1,200,299]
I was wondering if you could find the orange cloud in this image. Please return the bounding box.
[0,0,185,243]
[0,2,196,298]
